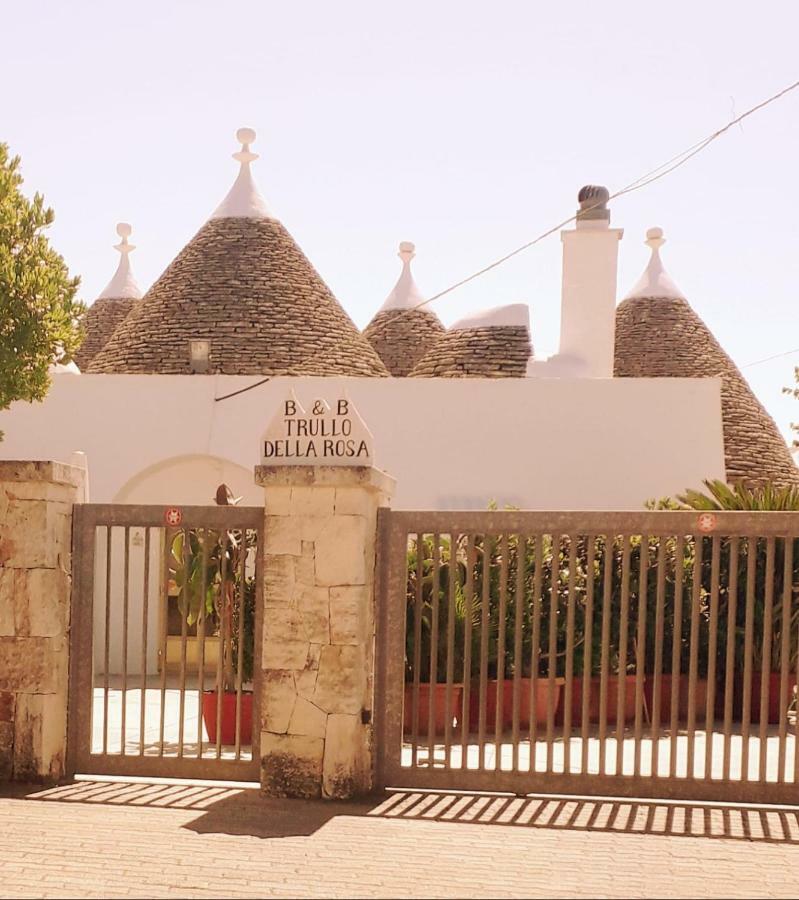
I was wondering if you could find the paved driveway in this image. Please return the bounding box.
[2,781,799,898]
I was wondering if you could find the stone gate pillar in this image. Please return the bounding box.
[254,464,395,799]
[0,461,86,782]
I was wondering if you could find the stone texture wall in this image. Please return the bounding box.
[363,308,445,377]
[409,325,533,378]
[0,461,84,782]
[254,465,395,799]
[88,217,389,377]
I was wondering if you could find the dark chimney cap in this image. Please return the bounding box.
[577,185,610,222]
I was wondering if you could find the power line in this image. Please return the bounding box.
[216,76,799,402]
[414,76,799,312]
[742,348,799,369]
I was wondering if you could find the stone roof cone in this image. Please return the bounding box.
[362,242,444,376]
[410,303,533,378]
[615,228,798,487]
[74,223,142,371]
[88,129,388,376]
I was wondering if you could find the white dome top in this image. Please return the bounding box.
[378,241,426,312]
[624,227,685,301]
[210,127,274,220]
[450,302,530,331]
[97,223,142,300]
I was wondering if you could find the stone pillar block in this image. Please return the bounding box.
[0,461,85,783]
[255,465,394,799]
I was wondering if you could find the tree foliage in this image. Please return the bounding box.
[677,478,799,511]
[0,143,84,422]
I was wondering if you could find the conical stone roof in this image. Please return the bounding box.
[88,129,387,377]
[615,228,798,488]
[410,304,532,378]
[74,223,142,371]
[363,242,444,376]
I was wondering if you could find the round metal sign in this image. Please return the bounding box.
[165,506,183,527]
[697,513,717,533]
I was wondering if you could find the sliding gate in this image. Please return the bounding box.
[376,510,799,803]
[67,504,263,781]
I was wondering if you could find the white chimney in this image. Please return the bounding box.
[558,186,623,378]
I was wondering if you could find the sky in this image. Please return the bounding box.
[3,1,799,441]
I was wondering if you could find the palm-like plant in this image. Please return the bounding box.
[169,528,255,690]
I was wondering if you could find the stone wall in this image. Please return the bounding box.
[0,461,84,782]
[254,465,395,799]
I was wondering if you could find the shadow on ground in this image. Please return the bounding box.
[8,781,799,844]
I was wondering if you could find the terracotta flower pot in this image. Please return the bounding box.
[644,675,709,724]
[403,683,464,737]
[745,672,797,725]
[567,675,639,725]
[202,690,253,745]
[468,678,562,732]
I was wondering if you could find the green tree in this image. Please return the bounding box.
[0,143,84,430]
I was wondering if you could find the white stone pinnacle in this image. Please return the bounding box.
[97,222,142,300]
[210,126,274,220]
[624,226,685,301]
[378,241,426,312]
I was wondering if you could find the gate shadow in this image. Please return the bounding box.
[371,790,799,844]
[12,781,799,844]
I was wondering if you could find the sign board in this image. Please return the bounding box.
[165,506,183,526]
[260,394,374,467]
[697,512,717,534]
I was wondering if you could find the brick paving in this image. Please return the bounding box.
[2,781,799,898]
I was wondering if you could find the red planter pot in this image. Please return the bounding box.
[644,675,709,724]
[202,691,253,745]
[567,675,639,725]
[403,683,464,737]
[468,678,562,732]
[744,672,797,725]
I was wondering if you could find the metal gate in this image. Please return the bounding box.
[67,504,263,781]
[375,509,799,804]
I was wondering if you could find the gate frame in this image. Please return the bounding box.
[67,503,264,782]
[374,508,799,804]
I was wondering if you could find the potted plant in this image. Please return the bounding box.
[170,526,256,745]
[470,532,565,732]
[404,534,467,737]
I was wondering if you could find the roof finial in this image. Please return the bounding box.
[398,241,416,264]
[209,127,272,220]
[645,226,665,250]
[623,225,685,301]
[114,222,135,256]
[233,127,259,164]
[378,240,425,312]
[97,222,142,300]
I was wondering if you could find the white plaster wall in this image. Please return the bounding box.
[0,374,725,510]
[93,526,162,677]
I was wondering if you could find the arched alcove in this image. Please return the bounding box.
[113,454,262,506]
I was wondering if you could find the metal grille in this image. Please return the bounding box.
[376,511,799,803]
[67,505,263,781]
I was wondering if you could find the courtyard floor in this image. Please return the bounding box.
[3,780,799,898]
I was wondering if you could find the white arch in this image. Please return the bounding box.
[113,453,263,506]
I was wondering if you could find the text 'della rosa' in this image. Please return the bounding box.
[260,396,374,466]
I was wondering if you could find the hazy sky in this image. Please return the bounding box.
[4,1,798,439]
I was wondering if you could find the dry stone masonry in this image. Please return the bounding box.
[74,297,137,371]
[410,325,532,378]
[363,308,445,377]
[255,464,394,799]
[88,217,389,377]
[0,461,84,782]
